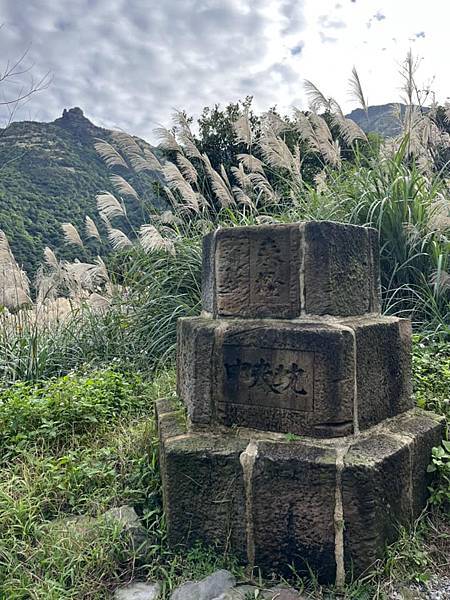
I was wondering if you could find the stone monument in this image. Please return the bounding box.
[157,221,444,585]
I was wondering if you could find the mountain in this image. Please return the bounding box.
[346,103,406,137]
[0,107,160,276]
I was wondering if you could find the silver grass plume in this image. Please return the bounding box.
[258,126,301,176]
[154,125,182,152]
[308,113,342,167]
[172,110,202,159]
[110,174,139,199]
[220,164,232,189]
[96,191,126,220]
[107,228,133,250]
[231,163,253,189]
[247,171,278,204]
[236,153,265,174]
[304,80,332,113]
[233,108,252,146]
[201,153,235,208]
[139,224,175,255]
[43,247,59,270]
[129,147,161,172]
[111,130,142,155]
[176,154,198,185]
[329,99,367,145]
[85,216,101,240]
[61,223,84,247]
[293,109,317,148]
[36,269,58,303]
[232,186,255,209]
[153,210,183,226]
[348,67,368,114]
[162,162,200,212]
[263,112,289,136]
[94,139,128,169]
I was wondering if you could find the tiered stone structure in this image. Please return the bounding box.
[157,221,444,585]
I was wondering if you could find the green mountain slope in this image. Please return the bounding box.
[346,103,406,137]
[0,107,160,276]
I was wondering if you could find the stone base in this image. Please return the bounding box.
[177,315,413,437]
[157,399,444,584]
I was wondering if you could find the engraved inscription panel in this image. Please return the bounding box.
[214,227,296,316]
[221,345,314,413]
[249,234,291,306]
[216,237,250,314]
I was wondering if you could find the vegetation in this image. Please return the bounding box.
[0,107,162,276]
[0,54,449,598]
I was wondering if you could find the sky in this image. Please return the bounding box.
[0,0,449,141]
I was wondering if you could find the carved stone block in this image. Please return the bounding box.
[343,315,413,429]
[216,319,355,437]
[202,222,380,318]
[177,315,413,436]
[158,396,444,583]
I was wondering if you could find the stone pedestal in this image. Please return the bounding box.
[158,221,444,585]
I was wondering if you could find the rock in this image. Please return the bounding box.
[103,505,141,528]
[170,569,236,600]
[266,588,306,600]
[114,582,161,599]
[213,585,259,599]
[214,585,306,599]
[103,505,153,559]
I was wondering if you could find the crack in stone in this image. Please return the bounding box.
[323,321,360,436]
[239,441,259,573]
[334,443,351,590]
[298,223,306,315]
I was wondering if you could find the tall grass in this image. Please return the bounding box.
[1,55,449,386]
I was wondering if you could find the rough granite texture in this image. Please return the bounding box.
[159,221,444,585]
[202,222,380,318]
[157,398,444,583]
[176,315,413,436]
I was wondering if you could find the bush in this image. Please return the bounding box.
[0,368,148,459]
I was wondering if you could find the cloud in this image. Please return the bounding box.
[0,0,307,140]
[318,15,347,29]
[319,32,338,44]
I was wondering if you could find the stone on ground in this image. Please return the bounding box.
[113,581,161,599]
[214,585,306,599]
[103,505,153,558]
[170,569,236,600]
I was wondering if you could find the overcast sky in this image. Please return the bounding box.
[0,0,449,141]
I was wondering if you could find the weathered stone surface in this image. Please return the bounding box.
[162,220,444,587]
[217,319,355,437]
[303,221,380,316]
[114,582,161,600]
[213,585,259,599]
[383,409,445,517]
[251,440,338,582]
[202,222,380,319]
[170,570,236,600]
[177,317,218,424]
[103,505,153,558]
[202,224,301,319]
[157,403,248,560]
[215,586,306,599]
[342,411,445,576]
[158,393,444,584]
[177,315,413,436]
[345,315,413,429]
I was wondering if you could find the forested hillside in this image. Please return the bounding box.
[0,107,161,275]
